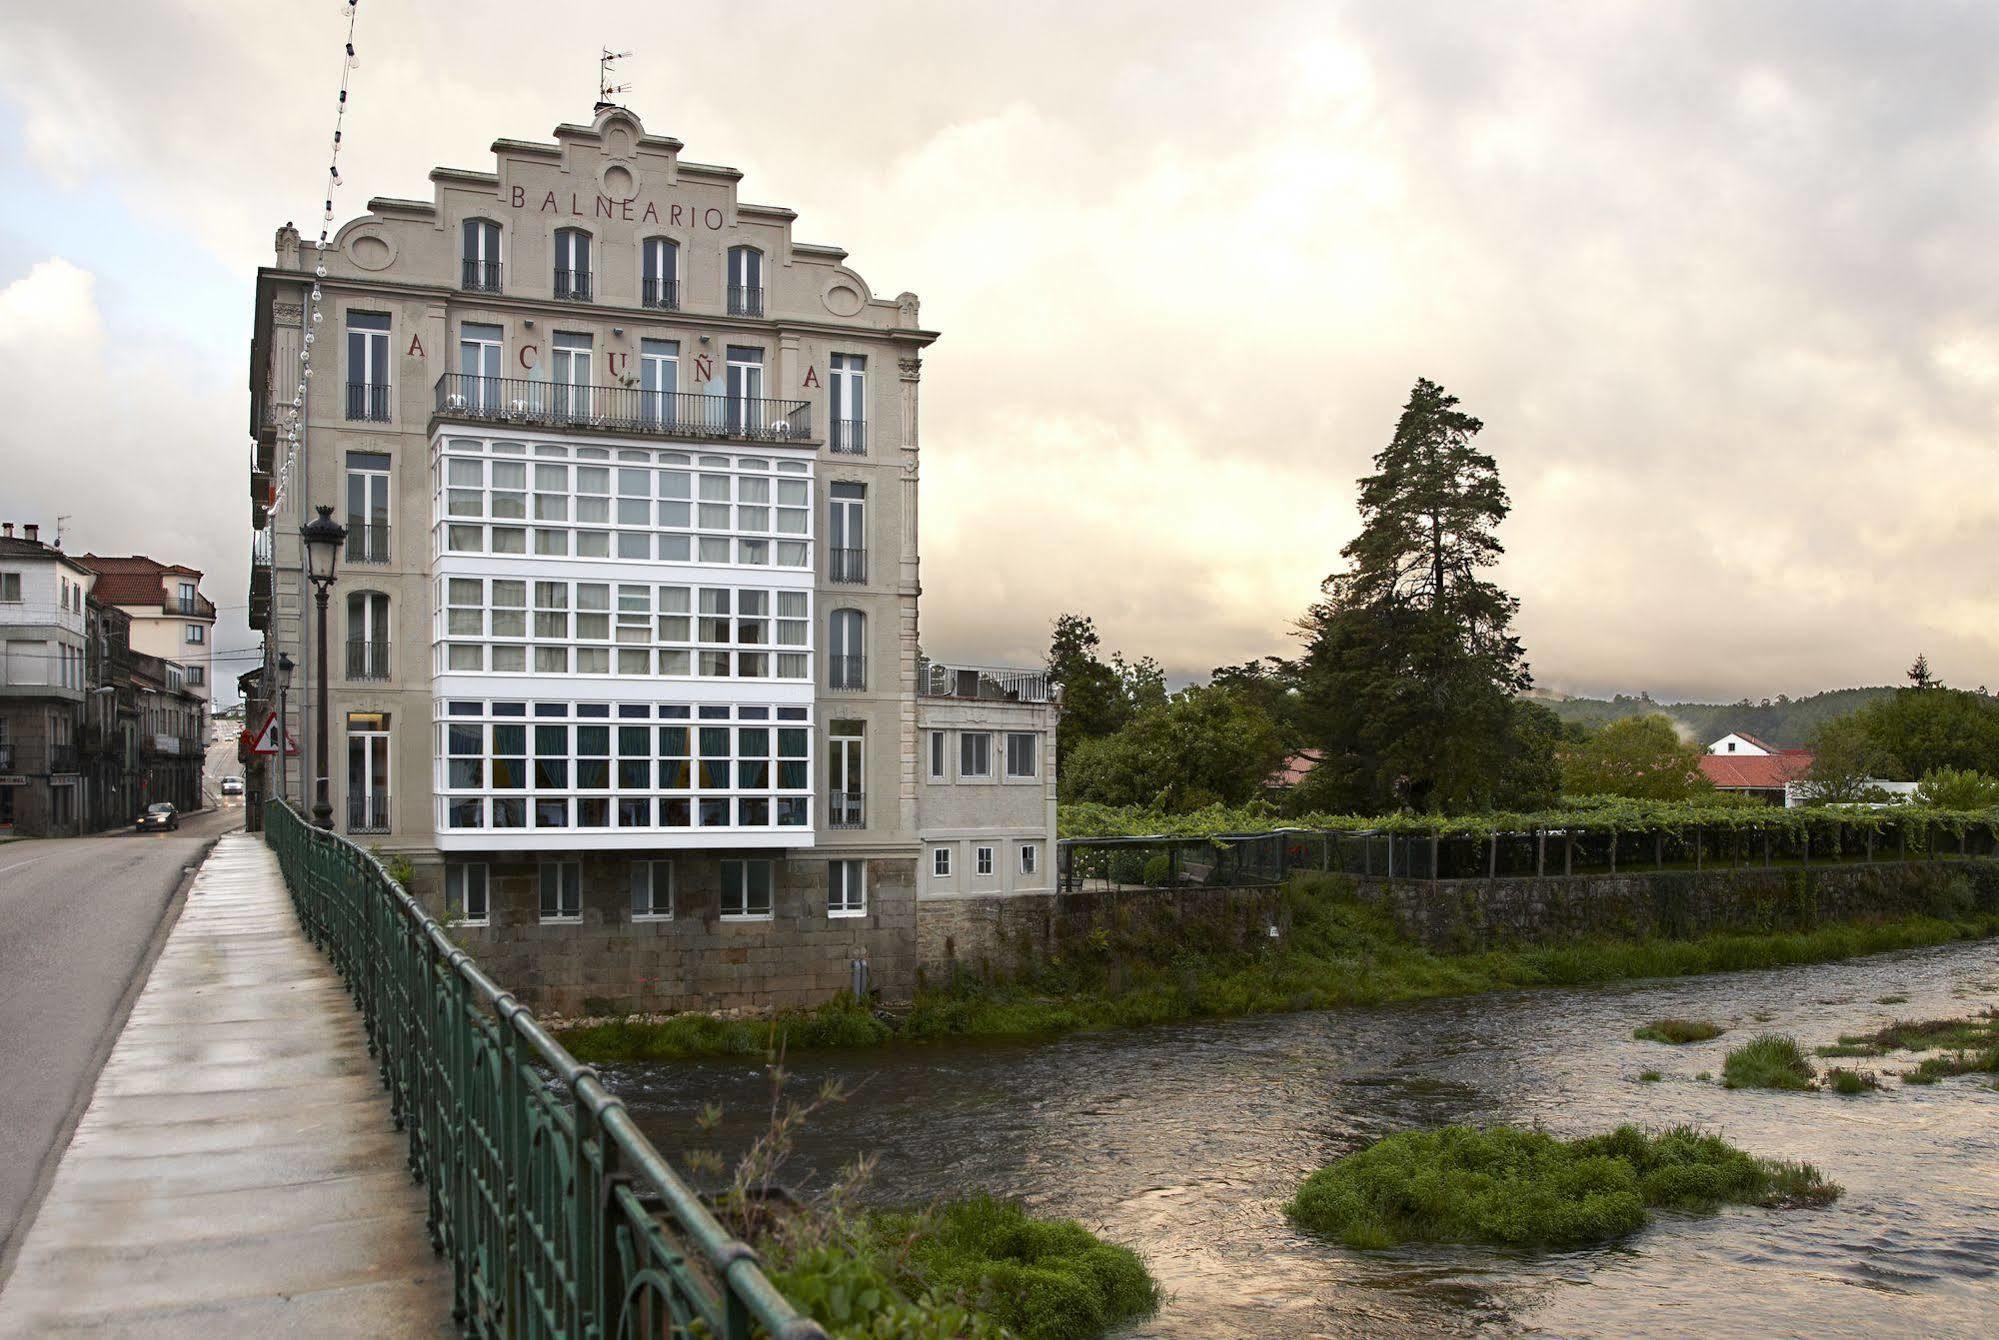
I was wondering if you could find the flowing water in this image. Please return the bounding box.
[612,939,1999,1337]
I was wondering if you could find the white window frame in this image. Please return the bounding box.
[933,846,951,878]
[631,859,674,921]
[976,846,994,876]
[959,731,991,780]
[554,227,592,297]
[186,623,205,644]
[446,863,490,926]
[720,858,774,921]
[539,860,582,923]
[1020,843,1038,876]
[829,859,866,918]
[1005,731,1037,779]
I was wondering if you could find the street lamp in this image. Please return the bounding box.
[300,504,346,829]
[274,650,295,808]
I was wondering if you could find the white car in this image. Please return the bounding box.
[220,776,245,796]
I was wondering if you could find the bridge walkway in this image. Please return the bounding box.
[0,833,454,1337]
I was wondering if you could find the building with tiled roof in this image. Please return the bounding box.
[1700,734,1813,804]
[77,555,217,709]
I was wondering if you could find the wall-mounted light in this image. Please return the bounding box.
[524,317,536,329]
[698,334,710,345]
[612,326,624,336]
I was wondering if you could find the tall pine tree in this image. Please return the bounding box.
[1296,378,1540,812]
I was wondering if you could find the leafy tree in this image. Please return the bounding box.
[1907,653,1940,690]
[1913,767,1999,809]
[1061,685,1285,812]
[1797,714,1899,804]
[1296,378,1533,812]
[1559,714,1710,801]
[1112,652,1168,717]
[1045,614,1129,765]
[1851,687,1999,777]
[1494,699,1566,810]
[1211,657,1305,746]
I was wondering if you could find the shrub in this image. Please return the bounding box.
[1722,1035,1816,1091]
[1634,1018,1724,1045]
[1826,1068,1879,1095]
[1141,854,1173,887]
[1639,1070,1663,1083]
[1284,1125,1838,1250]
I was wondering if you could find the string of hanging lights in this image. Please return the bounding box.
[273,0,362,516]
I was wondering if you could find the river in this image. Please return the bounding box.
[609,939,1999,1337]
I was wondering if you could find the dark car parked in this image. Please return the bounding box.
[136,803,179,832]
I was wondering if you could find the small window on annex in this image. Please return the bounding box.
[720,858,773,919]
[446,863,489,925]
[829,859,866,917]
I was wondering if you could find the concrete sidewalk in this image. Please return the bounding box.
[0,834,454,1337]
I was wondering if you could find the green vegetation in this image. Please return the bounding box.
[1826,1068,1880,1095]
[1063,682,1286,811]
[1722,1034,1816,1090]
[1916,768,1999,810]
[1284,1125,1839,1250]
[1876,994,1910,1005]
[1809,1009,1999,1087]
[1639,1070,1663,1082]
[560,878,1999,1064]
[1634,1018,1724,1045]
[1542,687,1897,750]
[1562,715,1712,802]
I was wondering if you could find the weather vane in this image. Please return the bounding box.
[598,48,632,108]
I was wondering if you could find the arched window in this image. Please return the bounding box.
[345,590,390,680]
[727,245,763,316]
[828,608,864,690]
[462,218,502,292]
[554,228,592,301]
[642,236,679,310]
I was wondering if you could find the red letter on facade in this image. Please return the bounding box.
[407,334,426,358]
[511,186,525,208]
[643,202,660,224]
[519,343,539,370]
[802,366,820,389]
[540,191,558,213]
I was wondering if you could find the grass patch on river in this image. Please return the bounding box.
[1634,1018,1724,1045]
[1722,1034,1817,1090]
[1814,1008,1999,1086]
[1284,1125,1839,1251]
[555,874,1999,1064]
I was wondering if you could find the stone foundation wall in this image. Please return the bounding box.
[411,853,919,1016]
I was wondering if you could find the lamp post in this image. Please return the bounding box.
[274,650,295,809]
[300,505,346,829]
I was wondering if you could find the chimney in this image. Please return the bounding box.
[0,523,12,538]
[23,524,38,543]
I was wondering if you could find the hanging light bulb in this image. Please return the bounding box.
[310,309,322,324]
[292,394,302,408]
[302,365,314,379]
[315,265,327,278]
[303,332,315,346]
[299,348,310,363]
[311,285,323,301]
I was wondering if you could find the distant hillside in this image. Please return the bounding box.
[1537,687,1902,749]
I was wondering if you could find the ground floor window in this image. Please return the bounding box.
[720,858,773,919]
[975,845,994,875]
[829,859,866,917]
[932,846,951,877]
[1021,843,1038,876]
[447,863,489,925]
[631,859,673,919]
[539,860,581,922]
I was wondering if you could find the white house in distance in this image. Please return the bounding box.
[1701,731,1917,808]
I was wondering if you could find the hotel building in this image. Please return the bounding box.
[246,106,1056,1012]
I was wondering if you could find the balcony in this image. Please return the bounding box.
[642,278,680,311]
[249,530,273,629]
[47,746,79,774]
[345,382,391,423]
[829,791,865,829]
[919,660,1053,704]
[829,548,866,584]
[728,285,764,317]
[346,640,390,681]
[828,655,866,692]
[346,522,391,565]
[829,419,866,455]
[462,259,503,294]
[554,269,593,302]
[433,374,814,445]
[347,793,391,834]
[149,734,180,757]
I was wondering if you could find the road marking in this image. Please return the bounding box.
[0,855,50,877]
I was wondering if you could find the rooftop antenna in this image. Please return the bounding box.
[597,48,632,111]
[55,514,72,549]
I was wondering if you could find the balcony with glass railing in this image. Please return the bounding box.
[432,374,814,444]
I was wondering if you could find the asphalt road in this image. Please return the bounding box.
[0,763,245,1265]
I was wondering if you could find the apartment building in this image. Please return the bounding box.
[246,105,1056,1013]
[0,524,94,835]
[77,555,218,711]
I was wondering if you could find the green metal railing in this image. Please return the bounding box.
[265,801,824,1339]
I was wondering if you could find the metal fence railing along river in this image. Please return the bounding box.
[264,801,824,1340]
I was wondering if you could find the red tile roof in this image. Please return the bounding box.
[1700,751,1813,790]
[1268,750,1322,788]
[77,555,211,615]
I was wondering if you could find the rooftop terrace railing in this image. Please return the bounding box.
[918,659,1053,704]
[434,373,814,445]
[263,801,825,1340]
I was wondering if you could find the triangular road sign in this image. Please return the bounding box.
[249,711,299,757]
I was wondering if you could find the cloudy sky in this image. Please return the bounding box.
[2,1,1994,704]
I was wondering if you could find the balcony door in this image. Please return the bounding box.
[829,720,864,827]
[458,322,502,411]
[346,590,389,680]
[345,452,390,563]
[346,711,390,833]
[640,338,679,428]
[725,345,764,435]
[551,332,593,421]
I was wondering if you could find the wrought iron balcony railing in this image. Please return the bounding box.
[829,548,866,584]
[461,258,503,293]
[347,792,391,834]
[919,659,1053,703]
[433,374,815,444]
[829,419,866,455]
[345,382,391,422]
[554,268,593,302]
[48,746,79,773]
[345,522,391,564]
[728,285,764,317]
[346,640,390,681]
[642,278,680,310]
[829,791,865,829]
[827,654,866,691]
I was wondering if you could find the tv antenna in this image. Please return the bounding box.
[55,514,72,548]
[598,48,632,109]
